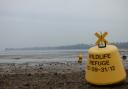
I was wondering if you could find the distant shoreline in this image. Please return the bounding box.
[4,42,128,51]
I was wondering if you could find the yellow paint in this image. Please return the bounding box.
[78,53,83,63]
[85,45,126,85]
[95,32,108,45]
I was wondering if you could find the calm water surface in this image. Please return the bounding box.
[0,49,87,63]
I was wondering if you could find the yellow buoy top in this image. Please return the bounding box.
[79,52,83,57]
[95,32,108,45]
[89,45,119,54]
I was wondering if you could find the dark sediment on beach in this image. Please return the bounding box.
[0,62,128,89]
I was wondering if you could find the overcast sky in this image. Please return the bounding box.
[0,0,128,50]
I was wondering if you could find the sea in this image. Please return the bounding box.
[0,49,87,64]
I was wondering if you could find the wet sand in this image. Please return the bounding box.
[0,62,128,89]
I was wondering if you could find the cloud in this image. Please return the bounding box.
[0,0,127,50]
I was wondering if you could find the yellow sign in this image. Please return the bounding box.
[85,32,126,85]
[95,32,108,45]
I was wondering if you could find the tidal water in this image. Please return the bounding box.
[0,49,87,64]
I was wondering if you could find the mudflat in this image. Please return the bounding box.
[0,62,128,89]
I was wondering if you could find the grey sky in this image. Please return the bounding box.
[0,0,128,50]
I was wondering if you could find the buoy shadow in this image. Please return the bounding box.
[85,81,128,89]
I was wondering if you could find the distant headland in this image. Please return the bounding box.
[5,42,128,51]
